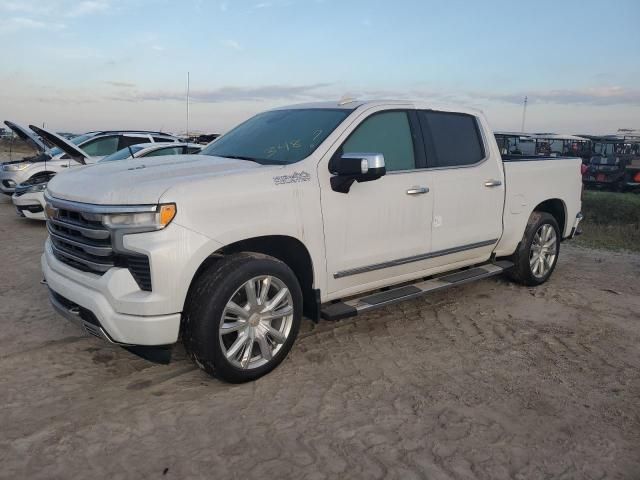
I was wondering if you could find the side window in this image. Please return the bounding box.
[119,136,150,149]
[419,111,485,168]
[153,136,175,143]
[81,136,119,156]
[186,146,202,154]
[144,146,183,157]
[342,111,415,172]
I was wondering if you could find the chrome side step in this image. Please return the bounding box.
[320,260,513,321]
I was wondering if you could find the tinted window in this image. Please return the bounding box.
[153,136,175,143]
[50,133,95,157]
[144,146,184,157]
[200,109,351,164]
[99,145,146,162]
[342,111,415,171]
[81,136,120,156]
[119,136,150,149]
[419,111,484,167]
[186,146,202,154]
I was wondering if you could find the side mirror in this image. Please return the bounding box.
[330,153,386,193]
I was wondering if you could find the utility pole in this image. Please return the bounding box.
[520,96,528,132]
[186,72,190,138]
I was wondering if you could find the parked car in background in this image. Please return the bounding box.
[494,131,536,156]
[1,121,51,165]
[531,133,591,160]
[99,142,202,162]
[582,134,640,191]
[184,133,220,144]
[12,134,203,220]
[0,123,181,195]
[42,100,582,383]
[11,172,55,220]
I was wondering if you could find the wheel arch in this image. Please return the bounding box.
[184,235,319,321]
[532,198,567,237]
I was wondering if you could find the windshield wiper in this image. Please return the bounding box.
[221,155,263,163]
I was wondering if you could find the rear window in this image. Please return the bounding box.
[419,111,485,167]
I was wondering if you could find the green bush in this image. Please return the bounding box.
[582,191,640,225]
[576,191,640,251]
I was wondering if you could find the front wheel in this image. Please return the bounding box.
[508,211,560,286]
[183,253,303,383]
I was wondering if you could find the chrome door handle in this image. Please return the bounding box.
[406,186,429,195]
[484,179,502,187]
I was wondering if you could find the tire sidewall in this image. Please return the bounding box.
[521,212,560,285]
[188,255,303,382]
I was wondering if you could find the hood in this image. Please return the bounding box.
[46,154,262,204]
[4,121,48,153]
[29,125,90,164]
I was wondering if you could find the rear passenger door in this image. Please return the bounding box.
[417,110,504,267]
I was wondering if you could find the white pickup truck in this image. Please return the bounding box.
[42,100,583,382]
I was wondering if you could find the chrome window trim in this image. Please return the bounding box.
[334,238,499,279]
[45,193,157,214]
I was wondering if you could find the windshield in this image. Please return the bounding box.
[100,145,146,162]
[200,108,352,164]
[49,133,95,156]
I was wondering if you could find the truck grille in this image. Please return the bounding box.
[47,206,152,291]
[48,209,114,274]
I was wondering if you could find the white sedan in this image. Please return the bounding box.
[99,142,203,162]
[13,142,203,220]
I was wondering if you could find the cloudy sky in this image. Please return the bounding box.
[1,0,639,135]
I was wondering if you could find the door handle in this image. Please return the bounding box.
[484,179,502,187]
[406,186,429,195]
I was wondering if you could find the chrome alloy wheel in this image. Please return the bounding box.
[219,275,294,370]
[529,224,557,278]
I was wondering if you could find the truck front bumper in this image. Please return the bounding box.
[42,240,182,346]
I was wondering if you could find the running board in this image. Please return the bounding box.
[321,260,513,321]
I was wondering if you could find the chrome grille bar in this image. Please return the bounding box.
[48,217,110,240]
[47,225,113,257]
[50,243,113,273]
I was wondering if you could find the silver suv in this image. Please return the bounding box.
[1,121,181,194]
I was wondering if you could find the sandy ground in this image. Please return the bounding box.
[0,195,639,480]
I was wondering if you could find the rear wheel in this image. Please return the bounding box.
[183,252,302,383]
[508,211,560,286]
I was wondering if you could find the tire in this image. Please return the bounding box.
[183,252,303,383]
[507,211,560,286]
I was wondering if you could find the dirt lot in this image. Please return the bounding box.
[1,195,639,480]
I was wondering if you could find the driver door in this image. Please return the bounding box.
[319,108,434,297]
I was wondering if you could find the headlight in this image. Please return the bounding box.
[3,161,30,171]
[25,183,48,193]
[103,203,176,231]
